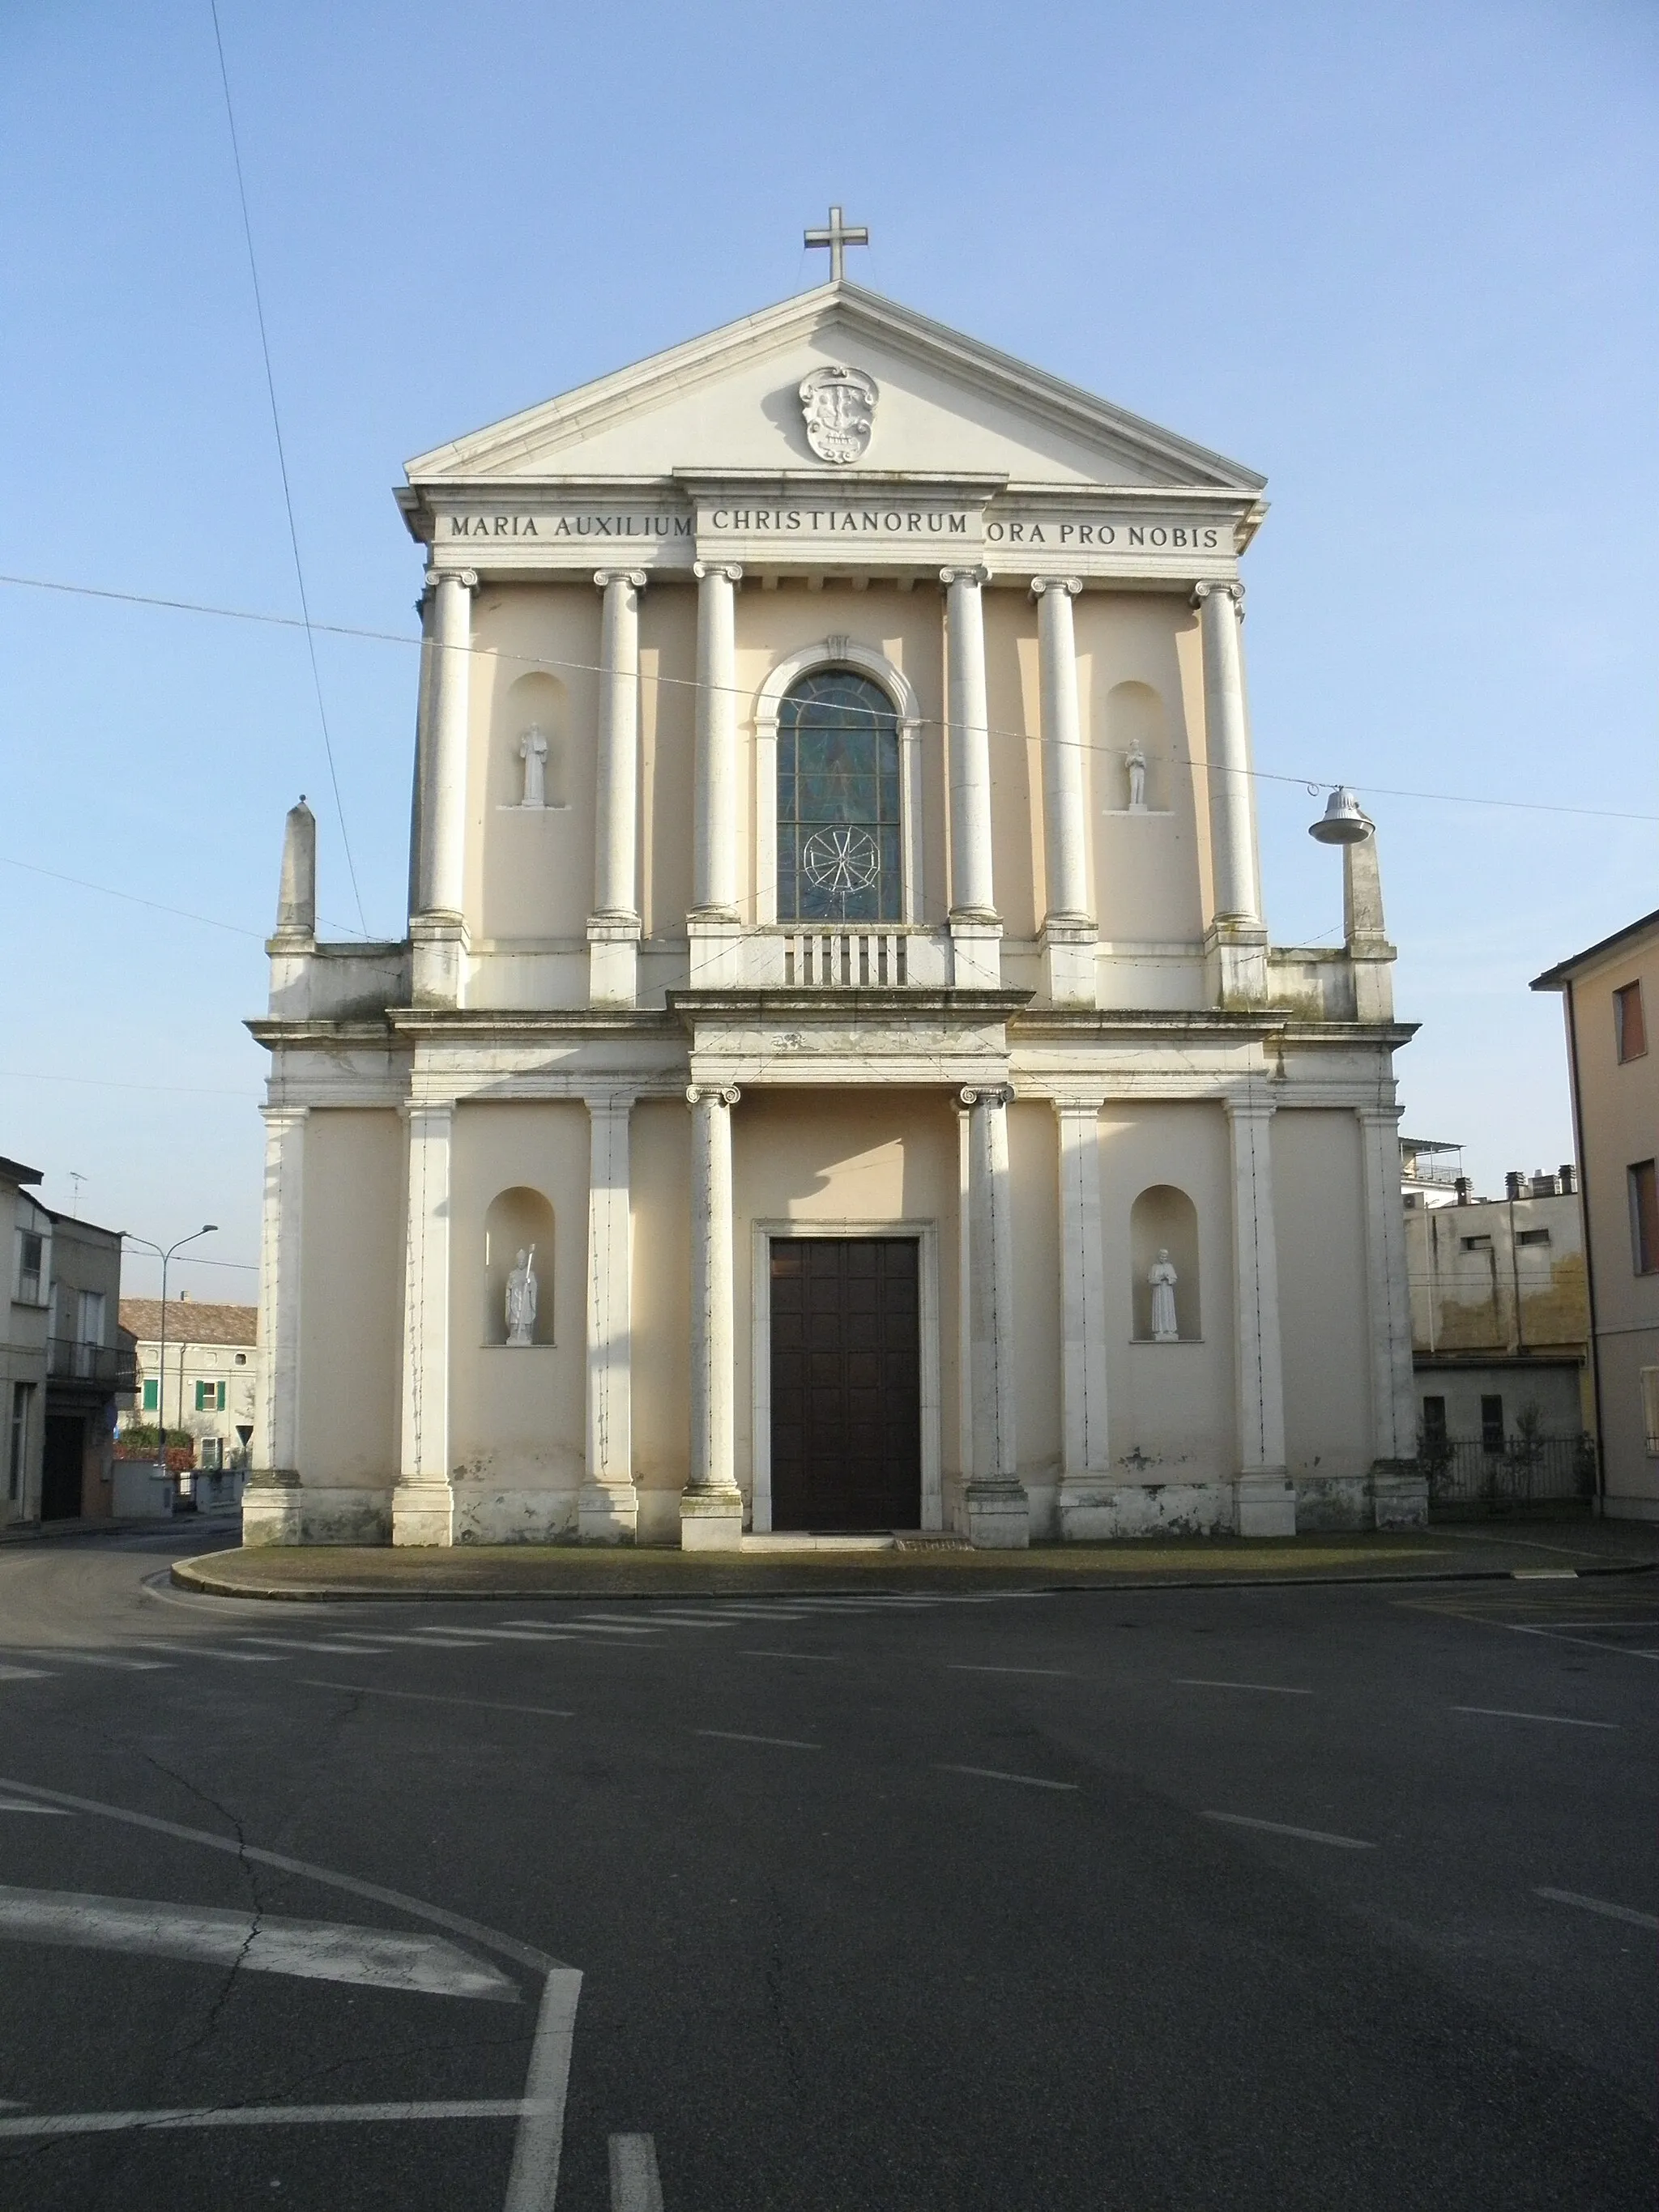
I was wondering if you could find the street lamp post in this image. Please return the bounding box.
[123,1226,217,1512]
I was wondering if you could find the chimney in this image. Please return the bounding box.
[1505,1171,1525,1200]
[1559,1162,1578,1196]
[1455,1177,1473,1204]
[274,796,317,940]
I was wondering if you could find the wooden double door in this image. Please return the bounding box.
[770,1238,921,1532]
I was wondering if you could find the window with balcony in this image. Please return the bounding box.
[1614,980,1647,1063]
[777,671,902,924]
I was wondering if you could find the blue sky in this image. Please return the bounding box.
[2,1,1654,1292]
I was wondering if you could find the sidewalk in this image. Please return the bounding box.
[173,1519,1659,1602]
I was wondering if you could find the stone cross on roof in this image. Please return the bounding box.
[804,205,868,284]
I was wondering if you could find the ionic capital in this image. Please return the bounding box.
[1191,579,1244,614]
[693,561,744,586]
[940,565,991,590]
[686,1084,741,1109]
[958,1085,1015,1110]
[594,569,648,592]
[1030,575,1083,600]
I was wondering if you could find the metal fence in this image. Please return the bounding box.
[1423,1436,1596,1511]
[45,1338,138,1392]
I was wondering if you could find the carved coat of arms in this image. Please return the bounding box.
[799,364,878,464]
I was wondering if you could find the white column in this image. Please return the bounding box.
[244,1105,305,1545]
[591,571,646,1008]
[691,563,742,922]
[1032,577,1095,1007]
[1192,582,1257,925]
[1358,1103,1426,1527]
[960,1085,1028,1547]
[1055,1098,1111,1535]
[681,1084,744,1549]
[1225,1093,1294,1535]
[413,567,478,1008]
[582,1093,638,1542]
[941,567,996,923]
[394,1101,455,1546]
[406,583,437,926]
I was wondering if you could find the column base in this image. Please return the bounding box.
[392,1481,456,1547]
[411,916,468,1008]
[1205,922,1269,1010]
[687,916,744,987]
[964,1480,1030,1549]
[241,1471,303,1547]
[1234,1474,1296,1538]
[1041,920,1097,1008]
[1371,1464,1428,1530]
[579,1481,639,1545]
[587,919,640,1009]
[949,918,1003,989]
[680,1486,744,1550]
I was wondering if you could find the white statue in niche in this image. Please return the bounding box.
[505,1247,538,1346]
[518,727,548,808]
[1126,742,1148,812]
[1148,1248,1179,1342]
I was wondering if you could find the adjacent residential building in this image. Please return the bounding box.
[3,1156,131,1525]
[118,1298,259,1507]
[1533,910,1659,1521]
[1405,1167,1591,1511]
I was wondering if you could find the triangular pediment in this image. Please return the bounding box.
[405,283,1265,496]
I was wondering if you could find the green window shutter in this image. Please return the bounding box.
[194,1381,208,1412]
[143,1379,158,1412]
[216,1380,226,1412]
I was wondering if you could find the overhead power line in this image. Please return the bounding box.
[207,0,370,936]
[2,565,1656,828]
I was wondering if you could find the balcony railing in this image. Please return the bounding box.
[47,1338,138,1393]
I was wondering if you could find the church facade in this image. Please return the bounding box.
[245,262,1422,1549]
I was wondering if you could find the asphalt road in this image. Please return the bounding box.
[0,1528,1653,2210]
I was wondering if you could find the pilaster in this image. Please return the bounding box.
[591,569,646,1008]
[582,1092,638,1542]
[393,1101,456,1545]
[942,566,1001,992]
[1225,1091,1294,1536]
[1033,578,1097,1008]
[961,1085,1029,1548]
[412,567,477,1008]
[682,1084,744,1549]
[243,1105,306,1546]
[1194,582,1266,1008]
[1358,1102,1427,1528]
[1054,1097,1111,1536]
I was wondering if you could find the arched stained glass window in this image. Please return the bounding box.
[777,670,902,923]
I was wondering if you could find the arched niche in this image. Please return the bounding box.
[483,1187,556,1346]
[1130,1184,1200,1340]
[503,671,569,809]
[1104,680,1168,812]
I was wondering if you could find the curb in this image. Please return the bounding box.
[170,1556,1659,1605]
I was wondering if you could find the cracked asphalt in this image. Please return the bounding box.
[0,1522,1653,2210]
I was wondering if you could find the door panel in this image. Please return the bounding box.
[771,1238,920,1530]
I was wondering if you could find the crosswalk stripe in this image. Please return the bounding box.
[237,1639,393,1657]
[131,1643,283,1665]
[25,1652,168,1672]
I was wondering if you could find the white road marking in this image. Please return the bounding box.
[0,1797,72,1815]
[0,1886,519,1999]
[503,1967,584,2212]
[636,1615,737,1630]
[356,1632,497,1649]
[129,1642,282,1664]
[0,2099,531,2137]
[1497,1619,1659,1631]
[0,1666,49,1681]
[563,1620,658,1637]
[712,1607,817,1621]
[1512,1568,1579,1580]
[696,1728,820,1750]
[299,1681,573,1720]
[1203,1812,1375,1849]
[1536,1886,1659,1932]
[947,1664,1073,1677]
[1175,1679,1314,1695]
[610,2131,666,2212]
[936,1764,1077,1792]
[435,1629,576,1644]
[236,1637,393,1656]
[741,1649,848,1663]
[26,1652,168,1671]
[1506,1626,1659,1661]
[1452,1706,1620,1729]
